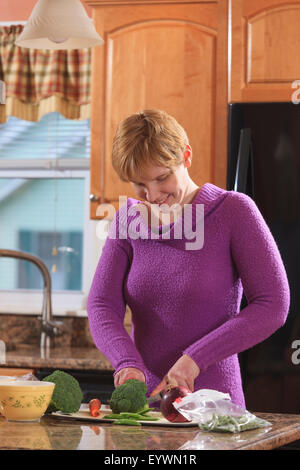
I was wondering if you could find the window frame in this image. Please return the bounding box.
[0,163,101,317]
[0,22,101,317]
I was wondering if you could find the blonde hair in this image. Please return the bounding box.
[111,109,189,182]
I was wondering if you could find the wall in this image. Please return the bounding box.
[0,0,92,21]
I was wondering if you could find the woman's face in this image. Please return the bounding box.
[129,162,192,208]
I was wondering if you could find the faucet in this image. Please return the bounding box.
[0,249,65,350]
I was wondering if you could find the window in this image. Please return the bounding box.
[0,112,101,316]
[18,230,83,291]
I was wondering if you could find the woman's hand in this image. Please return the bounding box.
[150,355,200,396]
[114,367,146,387]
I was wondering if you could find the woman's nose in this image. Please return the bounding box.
[145,188,161,204]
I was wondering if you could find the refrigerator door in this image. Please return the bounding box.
[227,102,300,413]
[232,128,254,197]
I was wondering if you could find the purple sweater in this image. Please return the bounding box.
[87,183,290,408]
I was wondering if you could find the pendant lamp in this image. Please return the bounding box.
[15,0,104,50]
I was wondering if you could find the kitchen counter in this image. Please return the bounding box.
[0,412,300,450]
[3,345,113,371]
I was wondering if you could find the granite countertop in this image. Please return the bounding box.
[3,344,113,371]
[0,412,300,450]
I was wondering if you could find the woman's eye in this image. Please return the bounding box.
[133,174,169,186]
[157,175,168,182]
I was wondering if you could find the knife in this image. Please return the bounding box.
[147,391,164,406]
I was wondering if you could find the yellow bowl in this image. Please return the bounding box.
[0,381,55,422]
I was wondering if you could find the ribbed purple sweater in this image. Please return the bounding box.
[87,183,290,408]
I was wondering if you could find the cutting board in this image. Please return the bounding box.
[51,404,198,427]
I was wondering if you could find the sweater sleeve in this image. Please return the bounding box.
[183,191,290,371]
[87,227,149,380]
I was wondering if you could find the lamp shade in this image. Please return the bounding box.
[15,0,104,50]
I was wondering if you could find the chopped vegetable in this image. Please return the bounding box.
[104,413,125,419]
[103,412,159,421]
[109,379,148,414]
[89,398,101,417]
[120,412,159,421]
[42,370,83,414]
[113,418,141,426]
[199,414,272,433]
[138,407,152,415]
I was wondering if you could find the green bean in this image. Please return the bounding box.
[113,419,141,426]
[103,414,123,420]
[199,414,271,433]
[138,407,152,415]
[120,412,159,421]
[103,412,159,421]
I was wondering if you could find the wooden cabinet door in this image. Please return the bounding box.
[86,0,228,219]
[230,0,300,102]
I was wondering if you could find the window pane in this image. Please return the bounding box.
[0,178,84,291]
[0,112,90,160]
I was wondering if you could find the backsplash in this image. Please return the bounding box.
[0,307,132,350]
[0,314,97,350]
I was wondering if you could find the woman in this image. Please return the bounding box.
[87,109,290,408]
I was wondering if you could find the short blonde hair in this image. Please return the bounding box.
[111,109,189,182]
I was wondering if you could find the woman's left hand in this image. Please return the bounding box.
[114,367,145,388]
[150,354,200,396]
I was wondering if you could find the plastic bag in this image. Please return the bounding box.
[16,372,39,381]
[0,372,39,382]
[173,389,272,433]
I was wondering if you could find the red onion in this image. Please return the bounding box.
[160,385,191,423]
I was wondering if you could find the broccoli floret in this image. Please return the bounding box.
[109,379,148,414]
[42,370,83,414]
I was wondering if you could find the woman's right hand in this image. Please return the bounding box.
[114,367,146,387]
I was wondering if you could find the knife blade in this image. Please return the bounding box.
[147,391,164,405]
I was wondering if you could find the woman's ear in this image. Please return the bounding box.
[184,144,192,167]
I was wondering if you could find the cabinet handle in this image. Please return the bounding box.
[89,194,100,202]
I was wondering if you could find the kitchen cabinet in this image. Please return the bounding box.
[87,0,300,216]
[230,0,300,102]
[86,0,229,218]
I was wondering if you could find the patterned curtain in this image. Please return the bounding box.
[0,25,91,123]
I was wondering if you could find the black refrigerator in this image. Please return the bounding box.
[227,102,300,414]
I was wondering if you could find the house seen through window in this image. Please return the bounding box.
[0,112,90,293]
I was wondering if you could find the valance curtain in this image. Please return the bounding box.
[0,25,91,123]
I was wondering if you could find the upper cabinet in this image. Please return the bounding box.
[86,0,228,219]
[230,0,300,102]
[86,0,300,218]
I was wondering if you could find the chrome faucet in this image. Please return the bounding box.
[0,249,65,350]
